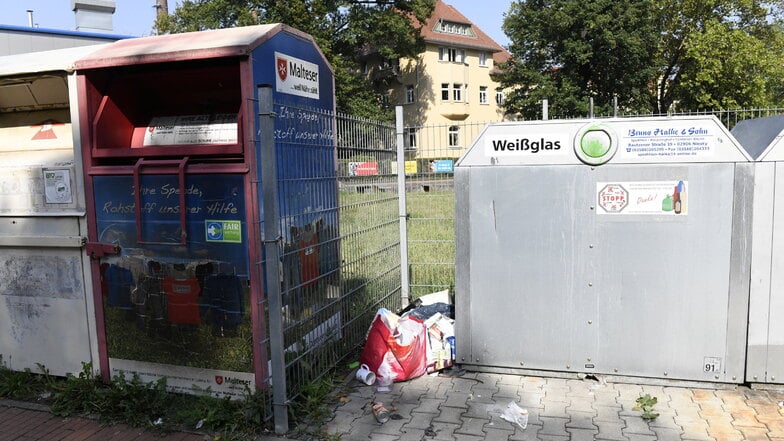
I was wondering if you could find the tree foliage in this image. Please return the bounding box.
[497,0,660,118]
[155,0,435,120]
[497,0,784,118]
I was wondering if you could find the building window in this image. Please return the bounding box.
[405,128,417,149]
[435,20,476,37]
[441,83,450,101]
[452,84,463,102]
[496,88,506,105]
[405,85,415,104]
[479,52,488,66]
[479,86,488,104]
[448,125,460,148]
[439,47,465,63]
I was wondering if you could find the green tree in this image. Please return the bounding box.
[497,0,784,118]
[154,0,434,120]
[497,0,660,119]
[656,0,784,112]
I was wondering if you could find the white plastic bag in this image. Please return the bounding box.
[500,401,528,429]
[376,355,396,392]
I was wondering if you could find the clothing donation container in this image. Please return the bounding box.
[73,24,337,397]
[732,116,784,386]
[0,45,107,377]
[455,116,753,383]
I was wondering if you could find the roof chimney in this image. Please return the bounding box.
[26,10,34,27]
[72,0,116,33]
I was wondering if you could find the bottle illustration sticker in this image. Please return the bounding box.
[597,180,688,216]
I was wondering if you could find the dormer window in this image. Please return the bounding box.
[434,20,476,38]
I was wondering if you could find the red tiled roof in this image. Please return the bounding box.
[417,0,508,54]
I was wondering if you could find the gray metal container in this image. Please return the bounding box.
[733,116,784,385]
[456,116,752,383]
[0,45,106,376]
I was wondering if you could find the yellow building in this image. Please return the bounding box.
[386,0,512,160]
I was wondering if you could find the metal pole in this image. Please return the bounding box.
[257,85,288,434]
[542,99,548,121]
[589,97,594,118]
[613,96,618,117]
[396,106,410,307]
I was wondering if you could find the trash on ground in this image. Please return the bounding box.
[372,401,390,423]
[500,401,528,429]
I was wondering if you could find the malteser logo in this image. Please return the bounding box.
[277,57,288,81]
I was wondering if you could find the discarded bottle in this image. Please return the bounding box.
[372,402,390,423]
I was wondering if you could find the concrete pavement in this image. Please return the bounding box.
[324,371,784,440]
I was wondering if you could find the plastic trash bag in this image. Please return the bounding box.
[360,308,427,382]
[500,401,528,429]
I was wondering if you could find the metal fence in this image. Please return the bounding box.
[258,102,784,432]
[257,95,401,431]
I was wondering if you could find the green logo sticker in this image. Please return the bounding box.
[574,123,618,165]
[206,220,242,243]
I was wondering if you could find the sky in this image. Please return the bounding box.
[3,0,511,47]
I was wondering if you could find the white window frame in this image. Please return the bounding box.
[441,83,450,101]
[448,125,460,148]
[405,128,417,149]
[405,85,415,104]
[496,88,506,105]
[479,52,488,67]
[452,83,463,102]
[479,86,488,104]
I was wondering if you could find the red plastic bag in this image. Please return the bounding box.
[360,308,427,382]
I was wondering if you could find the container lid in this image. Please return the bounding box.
[457,115,751,167]
[74,23,314,69]
[730,115,784,161]
[0,44,108,76]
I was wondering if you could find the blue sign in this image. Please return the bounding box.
[434,160,454,173]
[93,174,249,275]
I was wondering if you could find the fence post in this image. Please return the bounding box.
[257,85,288,434]
[396,106,411,307]
[542,99,549,120]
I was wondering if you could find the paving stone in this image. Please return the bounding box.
[403,411,438,430]
[443,391,471,409]
[539,416,569,437]
[738,426,776,441]
[651,426,686,441]
[450,378,479,394]
[347,421,387,440]
[679,420,712,440]
[520,376,547,391]
[453,434,486,441]
[455,416,490,436]
[541,399,569,418]
[336,395,372,413]
[463,401,494,419]
[374,416,412,436]
[494,383,521,399]
[647,414,680,430]
[398,427,427,441]
[567,396,597,414]
[620,415,655,436]
[625,434,657,441]
[429,421,461,440]
[706,422,743,441]
[568,427,601,441]
[594,404,623,422]
[594,420,628,440]
[412,397,443,414]
[366,431,402,441]
[565,410,597,430]
[691,389,718,403]
[508,423,544,441]
[485,411,517,432]
[497,374,524,386]
[483,427,513,441]
[434,405,464,425]
[517,391,544,409]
